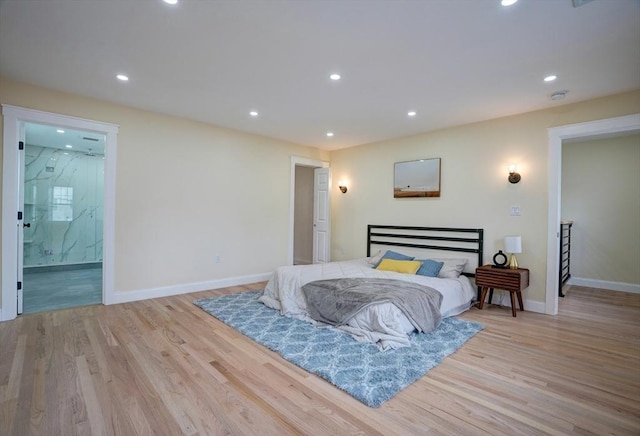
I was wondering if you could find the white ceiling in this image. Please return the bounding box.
[1,0,639,150]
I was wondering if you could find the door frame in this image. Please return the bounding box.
[1,105,118,321]
[545,113,640,315]
[289,156,330,266]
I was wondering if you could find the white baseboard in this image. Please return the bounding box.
[106,272,272,305]
[567,277,640,294]
[32,271,640,316]
[481,290,546,314]
[522,299,546,314]
[484,278,640,317]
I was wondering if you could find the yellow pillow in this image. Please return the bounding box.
[375,259,422,274]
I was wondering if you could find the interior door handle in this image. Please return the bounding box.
[23,222,31,228]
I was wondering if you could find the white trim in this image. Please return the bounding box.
[288,156,329,266]
[546,113,640,316]
[481,290,546,314]
[522,299,546,314]
[108,272,272,305]
[1,105,118,321]
[567,277,640,295]
[2,107,19,321]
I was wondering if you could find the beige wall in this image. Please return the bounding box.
[1,76,639,311]
[0,77,329,302]
[330,91,640,305]
[562,134,640,284]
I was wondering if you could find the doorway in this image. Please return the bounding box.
[1,105,117,322]
[288,157,330,266]
[21,122,104,313]
[293,165,314,265]
[545,113,640,315]
[560,133,640,298]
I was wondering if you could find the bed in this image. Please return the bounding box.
[259,225,484,350]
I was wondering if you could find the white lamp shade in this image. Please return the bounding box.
[504,236,522,254]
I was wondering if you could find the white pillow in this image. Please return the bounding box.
[367,250,386,266]
[433,258,468,278]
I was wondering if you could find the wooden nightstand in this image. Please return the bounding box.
[475,265,530,317]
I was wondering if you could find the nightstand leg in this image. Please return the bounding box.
[488,288,494,304]
[478,286,489,309]
[510,292,517,317]
[516,291,524,312]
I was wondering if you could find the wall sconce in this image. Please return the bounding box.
[338,182,348,194]
[508,164,521,184]
[504,235,522,269]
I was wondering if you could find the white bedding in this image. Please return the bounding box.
[258,258,476,350]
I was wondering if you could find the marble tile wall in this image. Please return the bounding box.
[23,145,104,267]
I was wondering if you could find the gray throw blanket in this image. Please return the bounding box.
[302,278,443,333]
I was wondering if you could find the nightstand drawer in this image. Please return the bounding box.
[475,267,529,292]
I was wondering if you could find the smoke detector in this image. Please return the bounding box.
[551,90,568,100]
[572,0,595,7]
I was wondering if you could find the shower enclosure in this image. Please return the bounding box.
[23,144,103,267]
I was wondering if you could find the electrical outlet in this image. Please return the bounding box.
[215,254,221,264]
[510,205,521,216]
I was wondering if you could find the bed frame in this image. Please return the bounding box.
[367,225,484,298]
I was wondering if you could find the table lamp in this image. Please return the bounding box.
[504,236,522,269]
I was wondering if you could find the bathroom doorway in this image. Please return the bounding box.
[21,122,104,313]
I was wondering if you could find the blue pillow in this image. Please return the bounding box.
[415,259,444,277]
[375,250,414,267]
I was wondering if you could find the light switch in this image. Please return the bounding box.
[510,206,521,216]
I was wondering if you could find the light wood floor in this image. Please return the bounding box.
[1,284,638,435]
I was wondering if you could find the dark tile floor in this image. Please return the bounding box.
[22,266,102,314]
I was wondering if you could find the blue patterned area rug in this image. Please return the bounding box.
[194,291,483,408]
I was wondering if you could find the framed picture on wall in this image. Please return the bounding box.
[394,158,441,198]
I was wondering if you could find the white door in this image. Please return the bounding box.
[313,167,331,263]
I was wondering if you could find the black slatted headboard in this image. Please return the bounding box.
[366,225,484,279]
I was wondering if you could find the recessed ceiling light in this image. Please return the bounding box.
[326,132,334,137]
[65,144,73,149]
[544,75,557,82]
[163,0,178,4]
[249,111,259,117]
[407,111,417,117]
[56,129,64,133]
[501,0,518,5]
[116,74,129,81]
[329,74,341,81]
